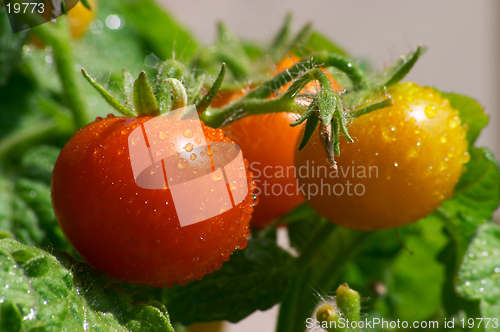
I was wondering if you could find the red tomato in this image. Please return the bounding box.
[51,115,254,286]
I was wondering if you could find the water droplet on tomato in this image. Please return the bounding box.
[184,129,193,138]
[423,105,436,119]
[177,158,188,169]
[252,194,259,206]
[237,237,248,249]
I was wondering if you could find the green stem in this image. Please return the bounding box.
[0,120,59,163]
[276,227,374,332]
[200,96,306,128]
[247,51,369,100]
[15,5,89,127]
[295,222,337,267]
[28,17,90,128]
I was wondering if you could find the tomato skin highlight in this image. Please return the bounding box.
[295,82,470,230]
[51,116,254,287]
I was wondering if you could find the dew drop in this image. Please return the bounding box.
[237,237,248,249]
[177,158,188,169]
[190,153,197,160]
[184,143,194,152]
[424,105,436,119]
[252,194,259,207]
[184,129,193,138]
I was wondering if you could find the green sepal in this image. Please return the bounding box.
[382,46,426,86]
[350,97,393,118]
[79,0,92,10]
[290,109,312,127]
[133,71,160,116]
[81,68,135,117]
[161,78,188,111]
[196,63,226,113]
[215,22,251,80]
[61,0,68,14]
[304,31,349,57]
[298,111,319,151]
[285,22,312,56]
[270,13,292,61]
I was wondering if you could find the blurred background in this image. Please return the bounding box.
[157,1,500,331]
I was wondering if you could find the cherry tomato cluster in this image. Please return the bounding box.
[50,21,470,287]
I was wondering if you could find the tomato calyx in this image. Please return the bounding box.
[200,46,426,167]
[81,61,226,117]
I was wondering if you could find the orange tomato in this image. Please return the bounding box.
[220,55,340,228]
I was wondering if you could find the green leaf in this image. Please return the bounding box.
[165,237,293,324]
[0,70,44,141]
[425,147,500,317]
[456,223,500,327]
[285,203,325,252]
[0,238,175,332]
[437,147,500,254]
[19,145,60,185]
[0,174,45,247]
[383,218,448,322]
[118,0,199,60]
[304,31,349,57]
[15,177,71,251]
[441,92,489,146]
